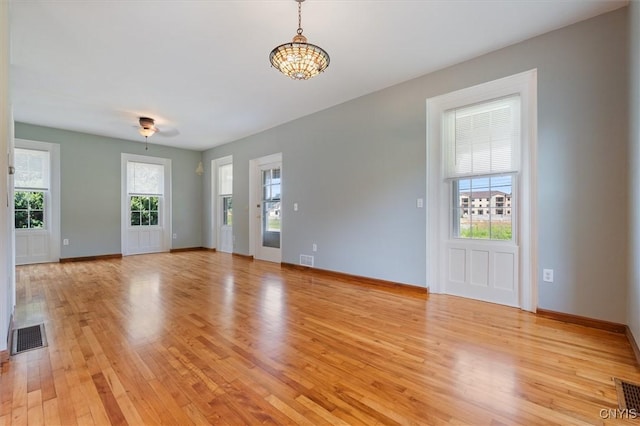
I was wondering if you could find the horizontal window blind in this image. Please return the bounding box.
[14,148,50,189]
[127,161,164,195]
[444,95,520,179]
[218,163,232,196]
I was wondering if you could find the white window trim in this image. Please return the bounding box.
[121,153,172,255]
[14,139,61,262]
[426,69,538,312]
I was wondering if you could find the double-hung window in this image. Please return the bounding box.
[14,148,50,229]
[219,163,233,226]
[127,161,163,227]
[444,95,520,241]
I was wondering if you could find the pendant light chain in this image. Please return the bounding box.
[297,1,303,35]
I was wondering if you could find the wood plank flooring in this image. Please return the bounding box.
[1,251,639,425]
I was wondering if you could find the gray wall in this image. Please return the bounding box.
[204,8,629,322]
[15,123,203,257]
[629,0,640,343]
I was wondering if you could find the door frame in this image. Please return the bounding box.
[249,152,282,262]
[426,69,538,312]
[121,153,172,256]
[14,138,61,264]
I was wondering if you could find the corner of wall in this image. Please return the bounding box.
[628,0,640,346]
[0,0,13,355]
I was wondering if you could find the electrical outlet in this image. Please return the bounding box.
[417,198,424,208]
[312,243,317,252]
[173,233,177,239]
[543,269,554,283]
[63,239,69,246]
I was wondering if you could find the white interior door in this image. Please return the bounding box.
[252,154,282,263]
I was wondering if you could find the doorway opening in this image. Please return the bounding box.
[250,153,282,263]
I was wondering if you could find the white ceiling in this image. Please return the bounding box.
[10,0,627,151]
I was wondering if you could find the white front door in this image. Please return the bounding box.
[121,154,171,256]
[13,140,60,265]
[252,154,282,263]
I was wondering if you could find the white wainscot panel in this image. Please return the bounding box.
[494,251,515,291]
[470,249,489,287]
[448,248,466,283]
[15,234,28,258]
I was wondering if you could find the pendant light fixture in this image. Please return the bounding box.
[195,161,204,176]
[269,0,329,80]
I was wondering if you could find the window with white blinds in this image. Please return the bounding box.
[127,161,164,195]
[444,95,521,179]
[14,148,50,230]
[218,162,233,227]
[14,148,50,190]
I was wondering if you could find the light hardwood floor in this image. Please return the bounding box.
[1,251,639,425]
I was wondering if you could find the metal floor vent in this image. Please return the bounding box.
[11,324,47,355]
[614,378,640,410]
[300,254,314,267]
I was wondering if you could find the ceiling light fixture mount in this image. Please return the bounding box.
[138,117,157,138]
[138,116,157,150]
[269,0,329,80]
